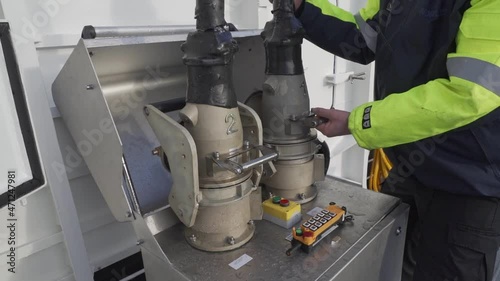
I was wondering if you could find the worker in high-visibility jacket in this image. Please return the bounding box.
[291,0,500,280]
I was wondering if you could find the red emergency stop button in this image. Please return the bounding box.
[280,199,290,207]
[303,231,314,238]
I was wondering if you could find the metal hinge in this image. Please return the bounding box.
[324,72,366,86]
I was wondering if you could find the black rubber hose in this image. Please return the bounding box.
[151,97,186,113]
[196,0,226,30]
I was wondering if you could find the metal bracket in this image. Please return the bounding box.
[238,102,277,186]
[209,145,278,175]
[324,72,366,86]
[324,72,366,109]
[290,111,329,128]
[144,105,200,228]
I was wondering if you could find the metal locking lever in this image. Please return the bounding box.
[302,114,329,128]
[210,145,278,175]
[290,111,330,128]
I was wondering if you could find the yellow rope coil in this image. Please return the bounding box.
[369,149,393,192]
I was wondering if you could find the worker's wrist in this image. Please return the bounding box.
[294,0,303,10]
[348,105,371,149]
[343,112,352,135]
[295,0,305,15]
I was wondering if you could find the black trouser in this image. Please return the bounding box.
[382,171,500,281]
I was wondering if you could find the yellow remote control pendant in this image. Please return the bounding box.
[286,203,351,255]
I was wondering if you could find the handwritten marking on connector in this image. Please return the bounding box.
[225,113,239,135]
[229,254,253,270]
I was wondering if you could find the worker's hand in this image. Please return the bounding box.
[312,108,351,137]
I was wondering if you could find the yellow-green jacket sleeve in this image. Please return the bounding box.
[348,2,500,150]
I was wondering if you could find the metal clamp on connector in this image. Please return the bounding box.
[289,111,329,128]
[301,115,329,129]
[210,145,278,175]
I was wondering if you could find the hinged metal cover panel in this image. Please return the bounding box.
[53,31,266,221]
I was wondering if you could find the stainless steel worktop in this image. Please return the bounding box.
[153,177,409,281]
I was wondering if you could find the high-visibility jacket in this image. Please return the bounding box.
[296,0,500,197]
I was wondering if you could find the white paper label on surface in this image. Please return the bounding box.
[229,254,253,270]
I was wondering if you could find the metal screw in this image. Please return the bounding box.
[189,234,197,243]
[248,220,254,226]
[144,107,150,116]
[299,193,306,200]
[136,239,144,246]
[227,236,236,245]
[213,152,220,160]
[152,148,160,156]
[235,168,243,174]
[86,84,94,90]
[396,227,402,236]
[20,198,28,206]
[244,140,250,149]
